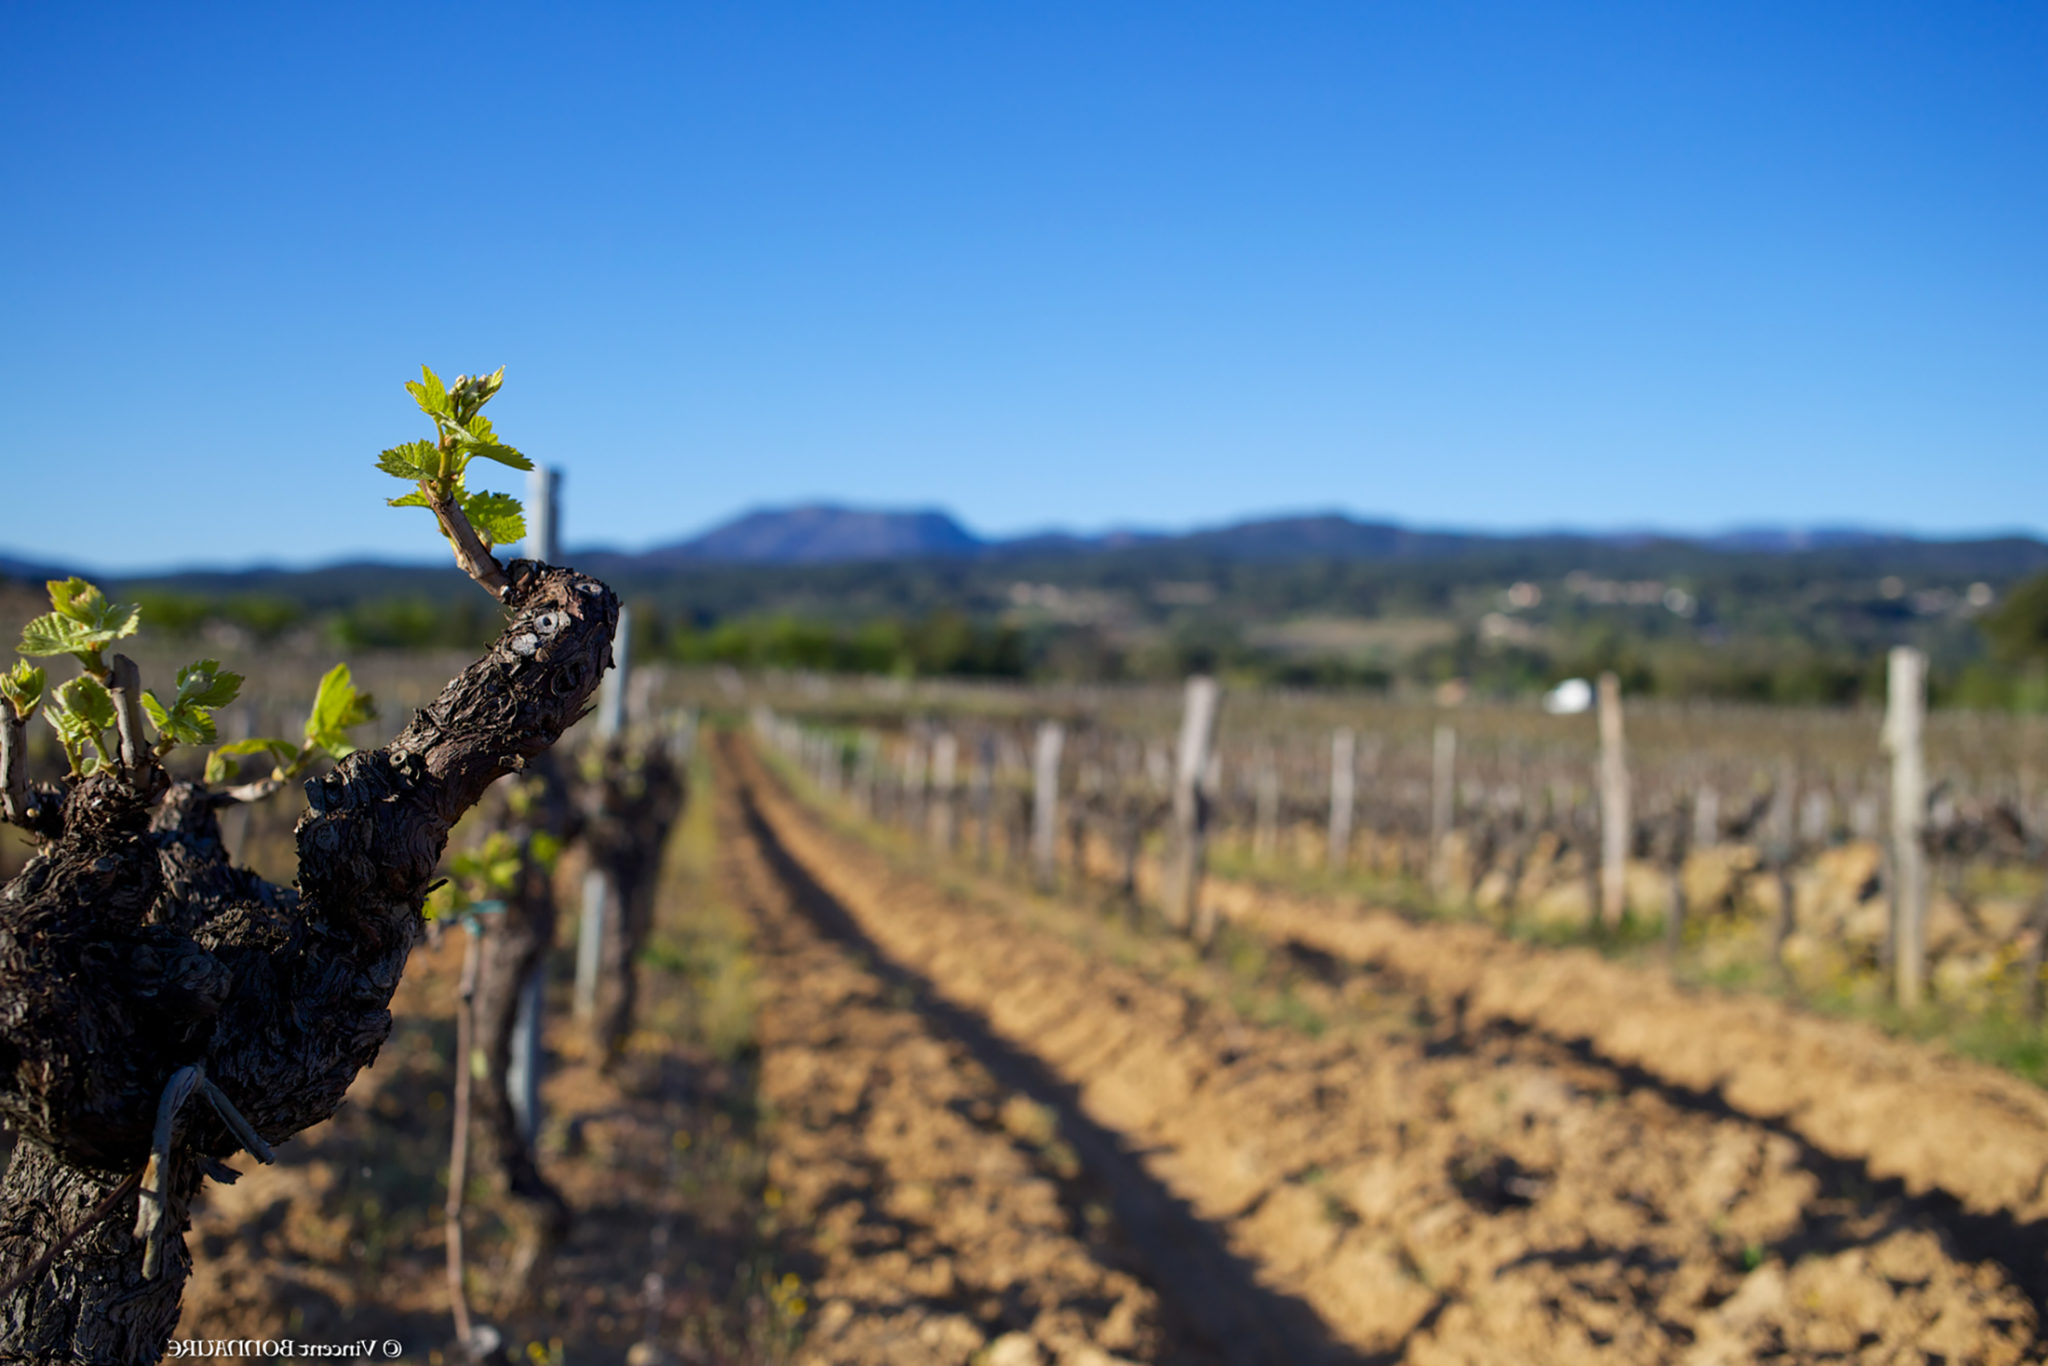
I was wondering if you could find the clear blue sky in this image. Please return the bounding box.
[2,3,2043,570]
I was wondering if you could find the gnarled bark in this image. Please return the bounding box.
[0,560,617,1365]
[583,742,687,1070]
[466,753,576,1304]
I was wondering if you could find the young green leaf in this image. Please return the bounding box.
[18,578,141,669]
[1,660,47,721]
[142,691,218,747]
[142,658,246,751]
[19,614,104,662]
[48,577,129,627]
[375,441,440,481]
[528,830,563,872]
[462,491,526,549]
[175,659,244,710]
[386,489,434,510]
[430,829,523,918]
[204,736,299,785]
[406,365,451,418]
[50,675,115,731]
[459,440,532,472]
[458,831,523,896]
[304,662,377,758]
[45,674,116,772]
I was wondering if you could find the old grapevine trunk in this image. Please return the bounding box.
[467,753,575,1299]
[0,561,617,1365]
[585,741,686,1070]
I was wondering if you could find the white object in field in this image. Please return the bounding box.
[1597,672,1630,927]
[1328,728,1356,873]
[1544,677,1594,715]
[1031,721,1064,887]
[1884,646,1928,1010]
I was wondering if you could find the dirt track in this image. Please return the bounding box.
[721,753,1176,1366]
[726,736,2044,1364]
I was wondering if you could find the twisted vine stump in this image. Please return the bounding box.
[584,741,687,1072]
[467,751,579,1308]
[0,561,617,1365]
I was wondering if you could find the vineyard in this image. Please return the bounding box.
[747,667,2048,1038]
[2,528,2046,1366]
[7,3,2041,1360]
[2,638,2033,1361]
[2,372,2046,1365]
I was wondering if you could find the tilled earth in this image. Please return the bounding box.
[165,732,2048,1364]
[720,755,1175,1366]
[726,736,2044,1365]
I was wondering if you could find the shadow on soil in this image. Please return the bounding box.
[731,775,1371,1366]
[1457,1000,2048,1326]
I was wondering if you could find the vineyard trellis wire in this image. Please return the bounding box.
[735,661,2048,1047]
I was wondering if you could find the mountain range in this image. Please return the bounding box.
[630,504,1936,566]
[4,505,2044,587]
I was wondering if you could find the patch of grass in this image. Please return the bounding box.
[642,746,760,1064]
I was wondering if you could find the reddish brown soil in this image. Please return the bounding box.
[733,737,2044,1364]
[1182,863,2048,1229]
[720,753,1172,1366]
[175,825,799,1363]
[148,730,2048,1364]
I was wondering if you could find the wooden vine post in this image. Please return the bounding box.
[972,734,995,868]
[1031,721,1064,890]
[1765,757,1797,981]
[1328,727,1356,874]
[1430,723,1457,896]
[505,465,563,1140]
[1597,671,1630,928]
[1252,742,1279,864]
[574,602,630,1022]
[1165,676,1222,940]
[931,731,959,851]
[1885,646,1929,1009]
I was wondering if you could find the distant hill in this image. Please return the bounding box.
[12,504,2048,707]
[626,505,2025,569]
[9,506,2048,590]
[0,553,77,583]
[643,504,983,565]
[1168,514,1497,561]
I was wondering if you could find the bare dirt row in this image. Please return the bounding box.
[1170,858,2048,1230]
[716,742,1176,1366]
[730,736,2043,1364]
